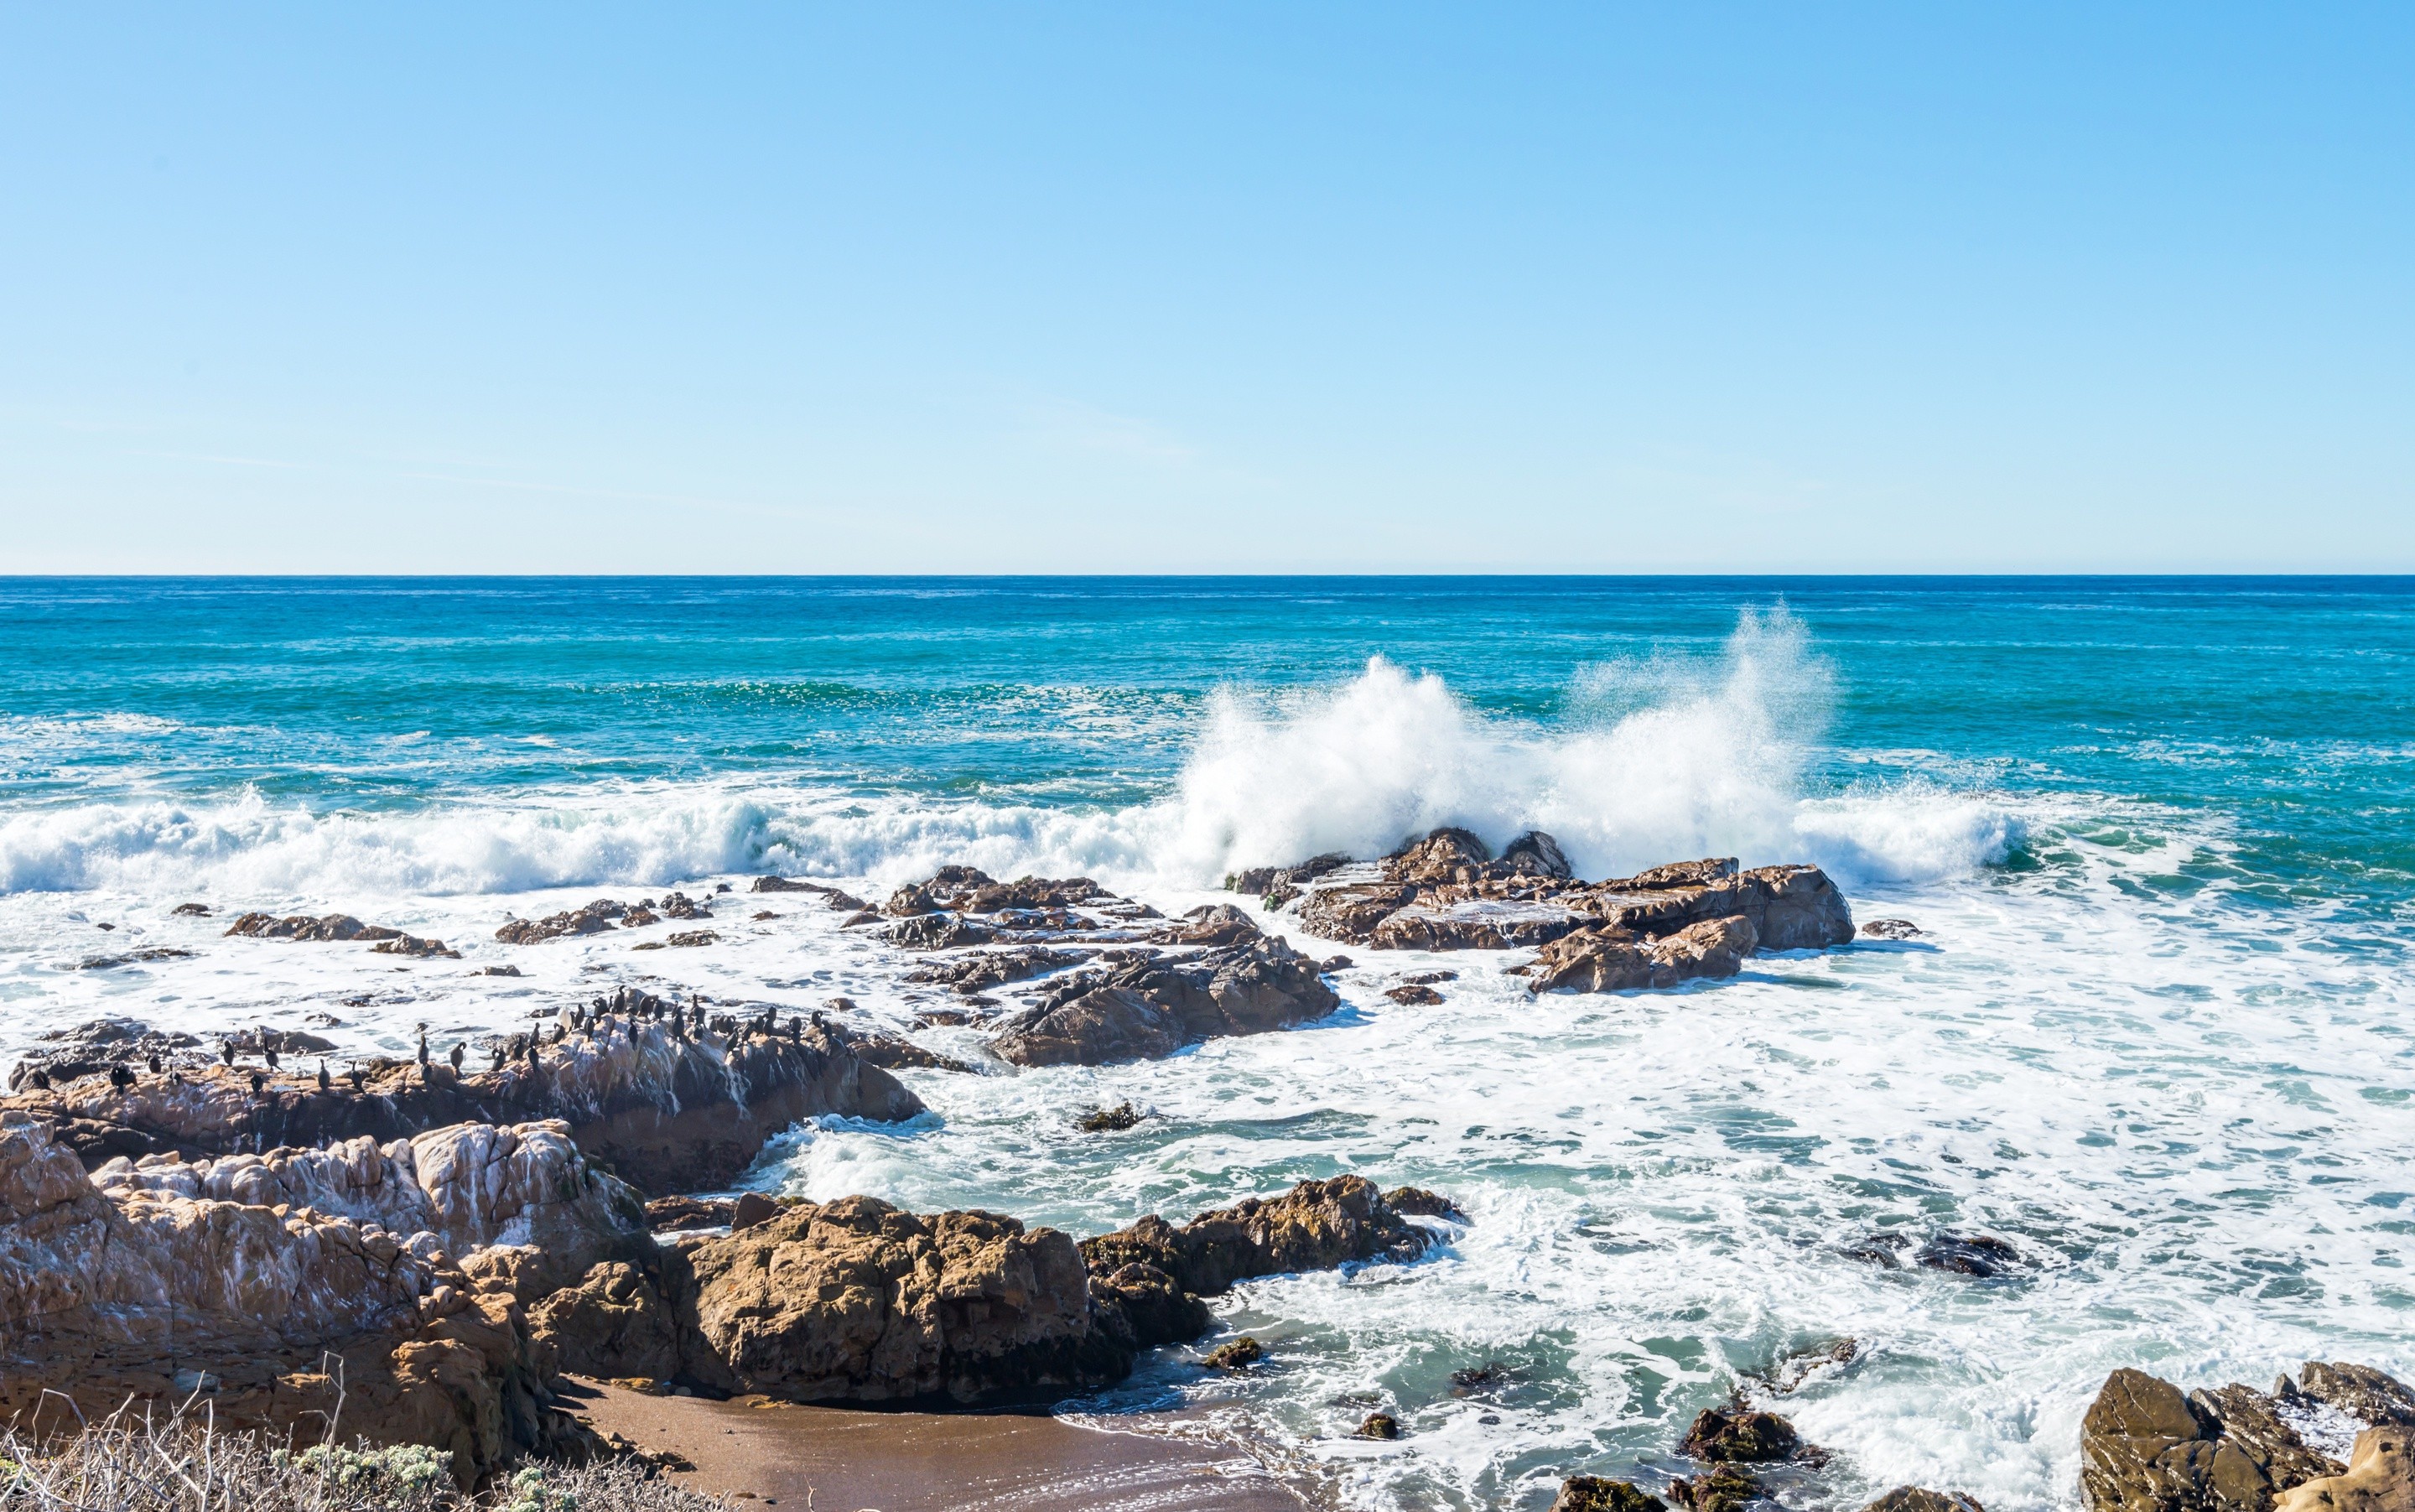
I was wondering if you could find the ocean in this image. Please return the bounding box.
[3,575,2411,1511]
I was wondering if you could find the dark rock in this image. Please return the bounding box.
[1322,955,1353,970]
[1681,1405,1803,1463]
[2194,1383,2345,1497]
[1386,984,1445,1005]
[1088,1261,1212,1350]
[1916,1233,2022,1277]
[1862,1490,1987,1512]
[1502,830,1574,879]
[659,892,712,921]
[1383,1186,1466,1221]
[1670,1465,1763,1512]
[73,947,199,969]
[889,912,996,950]
[993,935,1339,1067]
[1451,1362,1517,1395]
[226,912,406,943]
[2301,1364,2415,1428]
[1225,867,1280,896]
[1843,1232,1911,1268]
[496,900,626,944]
[1355,1413,1400,1440]
[1387,826,1494,884]
[1162,903,1263,947]
[645,1195,735,1231]
[752,876,829,893]
[729,1192,779,1232]
[1078,1101,1143,1133]
[905,945,1083,991]
[1203,1336,1263,1369]
[369,934,460,959]
[1078,1176,1436,1297]
[664,930,718,948]
[479,964,522,976]
[1371,897,1591,950]
[10,1019,202,1090]
[1556,1478,1670,1512]
[172,902,211,916]
[1862,918,1924,940]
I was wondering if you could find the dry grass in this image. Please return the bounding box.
[0,1400,735,1512]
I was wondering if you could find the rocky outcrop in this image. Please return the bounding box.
[1077,1176,1440,1297]
[1,1016,925,1196]
[1554,1479,1668,1512]
[1252,830,1853,975]
[226,912,405,942]
[0,1111,595,1486]
[8,1017,201,1090]
[2276,1426,2413,1512]
[990,935,1340,1066]
[683,1196,1125,1405]
[2076,1363,2415,1512]
[1525,917,1758,993]
[905,945,1084,994]
[495,900,626,944]
[90,1120,651,1302]
[1863,1492,1987,1512]
[1680,1404,1810,1463]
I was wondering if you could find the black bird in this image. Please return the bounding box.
[490,1044,506,1072]
[347,1064,366,1091]
[248,1069,266,1094]
[168,1070,183,1087]
[220,1042,236,1067]
[449,1042,465,1073]
[525,1037,539,1065]
[318,1061,331,1092]
[551,1022,566,1044]
[264,1046,280,1071]
[788,1016,802,1042]
[148,1052,164,1074]
[30,1068,51,1090]
[416,1029,430,1067]
[109,1063,134,1090]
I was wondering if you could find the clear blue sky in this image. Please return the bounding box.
[3,5,2409,573]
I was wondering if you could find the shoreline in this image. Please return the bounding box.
[562,1377,1311,1512]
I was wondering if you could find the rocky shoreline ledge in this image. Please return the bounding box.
[7,840,2402,1511]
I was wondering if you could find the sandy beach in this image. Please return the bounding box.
[563,1378,1310,1512]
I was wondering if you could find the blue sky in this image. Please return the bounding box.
[3,5,2409,573]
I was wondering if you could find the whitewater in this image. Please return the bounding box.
[3,576,2411,1512]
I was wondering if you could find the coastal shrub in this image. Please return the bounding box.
[0,1409,730,1512]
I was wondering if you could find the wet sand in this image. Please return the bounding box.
[563,1378,1310,1512]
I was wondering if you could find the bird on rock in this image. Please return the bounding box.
[317,1061,331,1091]
[449,1042,465,1072]
[264,1045,280,1071]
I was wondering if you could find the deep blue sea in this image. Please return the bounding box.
[3,576,2412,1511]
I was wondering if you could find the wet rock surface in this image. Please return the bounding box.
[226,911,407,943]
[1077,1175,1442,1297]
[2077,1363,2415,1512]
[1555,1478,1669,1512]
[991,933,1339,1066]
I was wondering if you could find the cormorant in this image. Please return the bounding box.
[318,1062,331,1092]
[264,1046,280,1071]
[449,1042,465,1072]
[148,1052,164,1074]
[220,1042,236,1067]
[248,1069,266,1094]
[108,1063,134,1090]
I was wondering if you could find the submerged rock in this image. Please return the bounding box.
[1916,1233,2023,1277]
[1555,1479,1669,1512]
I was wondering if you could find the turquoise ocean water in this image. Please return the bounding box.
[3,576,2411,1510]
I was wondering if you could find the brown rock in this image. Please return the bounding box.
[1681,1405,1804,1463]
[495,900,626,944]
[370,933,460,959]
[1386,827,1493,885]
[2275,1426,2415,1512]
[1385,983,1445,1005]
[1555,1478,1669,1512]
[683,1196,1128,1405]
[1670,1465,1763,1512]
[1161,903,1263,946]
[730,1192,779,1231]
[1202,1336,1263,1369]
[1862,1491,1987,1512]
[226,912,406,943]
[1355,1412,1401,1440]
[752,876,829,892]
[992,936,1339,1067]
[1527,916,1757,994]
[904,945,1084,992]
[2082,1368,2234,1512]
[1078,1176,1440,1297]
[2302,1364,2415,1428]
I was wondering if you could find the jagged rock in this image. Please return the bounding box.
[1203,1336,1263,1369]
[1088,1260,1211,1349]
[1356,1413,1400,1440]
[9,1019,201,1090]
[2078,1365,2371,1512]
[905,945,1083,992]
[1681,1405,1804,1462]
[1862,1491,1987,1512]
[1527,916,1757,993]
[2275,1426,2414,1512]
[173,901,212,916]
[645,1195,734,1231]
[1618,858,1741,891]
[226,912,405,943]
[1503,830,1573,879]
[1078,1176,1441,1297]
[662,930,718,948]
[527,1257,705,1388]
[992,936,1339,1067]
[888,912,995,949]
[1917,1233,2022,1276]
[1383,1186,1466,1221]
[811,1020,972,1073]
[1371,897,1588,950]
[1161,903,1263,946]
[371,934,460,959]
[1670,1465,1763,1512]
[496,900,625,944]
[0,1111,595,1485]
[2302,1364,2415,1428]
[683,1196,1126,1405]
[1556,1478,1669,1512]
[1297,881,1415,941]
[1,1019,924,1197]
[1385,983,1445,1005]
[1862,918,1923,939]
[659,892,712,921]
[1078,1101,1142,1133]
[1387,827,1494,884]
